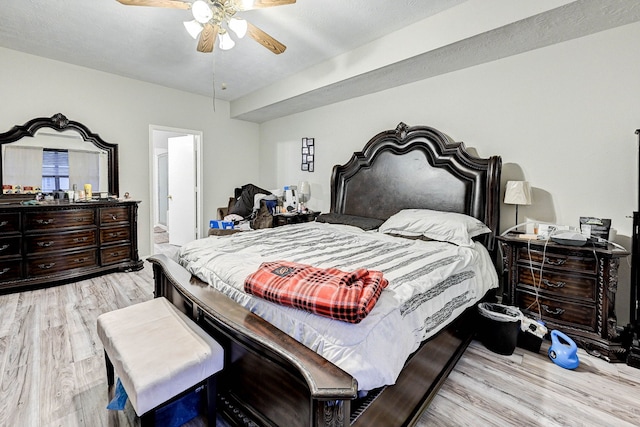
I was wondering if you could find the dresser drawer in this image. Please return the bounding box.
[516,290,597,332]
[26,229,97,254]
[0,259,23,282]
[27,249,98,277]
[25,209,95,231]
[516,267,596,302]
[516,247,597,274]
[100,226,131,245]
[101,244,132,266]
[100,207,130,225]
[0,236,21,257]
[0,212,20,234]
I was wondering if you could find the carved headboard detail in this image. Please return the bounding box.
[330,122,501,250]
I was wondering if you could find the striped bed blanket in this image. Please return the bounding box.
[244,261,388,323]
[178,222,498,391]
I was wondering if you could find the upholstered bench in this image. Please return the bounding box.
[97,297,224,426]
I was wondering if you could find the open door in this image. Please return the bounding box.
[168,135,197,246]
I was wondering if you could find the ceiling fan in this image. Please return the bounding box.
[116,0,295,54]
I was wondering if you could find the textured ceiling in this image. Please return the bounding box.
[2,0,640,123]
[0,0,463,100]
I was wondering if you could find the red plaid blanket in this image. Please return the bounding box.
[244,261,388,324]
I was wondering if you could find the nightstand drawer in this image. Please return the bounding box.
[517,267,596,302]
[516,290,597,332]
[516,247,597,274]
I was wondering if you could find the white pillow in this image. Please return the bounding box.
[379,209,491,247]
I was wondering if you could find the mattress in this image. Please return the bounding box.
[178,222,498,391]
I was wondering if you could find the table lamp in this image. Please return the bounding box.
[298,181,310,211]
[504,181,532,226]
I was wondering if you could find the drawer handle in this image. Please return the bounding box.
[111,215,118,221]
[0,221,8,227]
[35,219,54,225]
[542,279,566,288]
[38,262,56,270]
[0,267,10,275]
[74,257,89,263]
[108,251,123,257]
[73,237,89,243]
[108,232,125,238]
[0,244,9,252]
[541,304,565,316]
[544,257,566,266]
[37,241,55,248]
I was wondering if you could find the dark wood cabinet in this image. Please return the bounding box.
[0,200,142,293]
[498,233,630,362]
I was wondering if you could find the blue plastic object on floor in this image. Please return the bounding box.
[155,387,201,427]
[107,378,129,410]
[548,330,580,370]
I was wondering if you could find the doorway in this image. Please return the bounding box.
[149,126,203,256]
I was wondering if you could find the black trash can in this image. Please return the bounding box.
[477,302,522,355]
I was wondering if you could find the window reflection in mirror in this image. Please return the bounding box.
[2,129,108,195]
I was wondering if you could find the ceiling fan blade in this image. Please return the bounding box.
[238,0,296,10]
[197,23,218,53]
[116,0,191,9]
[247,22,286,54]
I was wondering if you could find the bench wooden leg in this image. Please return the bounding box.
[140,411,155,427]
[104,350,114,387]
[206,375,217,423]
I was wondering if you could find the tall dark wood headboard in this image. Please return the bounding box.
[330,122,502,251]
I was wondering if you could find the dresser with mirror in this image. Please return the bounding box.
[0,113,142,293]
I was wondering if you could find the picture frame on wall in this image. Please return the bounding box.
[301,137,315,172]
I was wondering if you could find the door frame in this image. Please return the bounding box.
[149,125,203,254]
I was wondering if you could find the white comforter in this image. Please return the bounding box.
[178,222,498,391]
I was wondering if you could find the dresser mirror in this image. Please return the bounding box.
[0,113,119,199]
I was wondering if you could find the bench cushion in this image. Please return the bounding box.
[97,297,224,415]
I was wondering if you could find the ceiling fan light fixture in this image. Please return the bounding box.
[219,32,235,50]
[183,19,203,39]
[228,17,247,38]
[192,0,213,23]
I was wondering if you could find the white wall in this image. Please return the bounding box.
[257,22,640,324]
[0,47,260,258]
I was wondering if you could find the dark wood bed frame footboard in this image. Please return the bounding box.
[149,122,502,427]
[149,254,478,427]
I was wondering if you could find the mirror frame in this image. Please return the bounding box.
[0,113,119,199]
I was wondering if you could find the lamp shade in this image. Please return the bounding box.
[504,181,532,205]
[229,18,248,39]
[191,0,213,23]
[219,32,235,50]
[299,181,310,196]
[183,20,204,39]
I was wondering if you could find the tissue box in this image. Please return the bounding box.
[209,220,234,230]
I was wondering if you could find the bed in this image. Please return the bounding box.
[148,122,502,427]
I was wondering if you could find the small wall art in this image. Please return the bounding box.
[301,138,314,172]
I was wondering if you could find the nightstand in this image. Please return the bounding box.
[498,233,630,362]
[272,211,319,227]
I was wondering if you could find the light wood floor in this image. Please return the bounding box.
[1,265,639,426]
